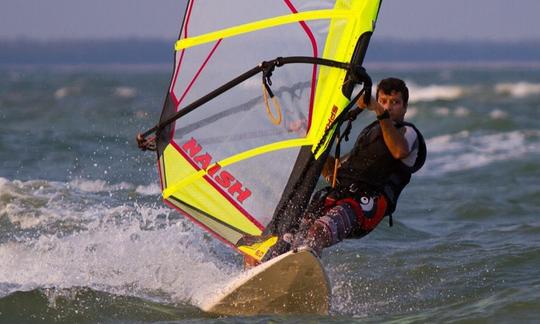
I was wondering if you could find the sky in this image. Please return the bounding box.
[1,0,539,41]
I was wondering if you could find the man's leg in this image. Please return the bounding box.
[260,189,330,262]
[295,203,359,255]
[295,194,388,255]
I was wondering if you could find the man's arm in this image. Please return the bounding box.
[378,114,410,159]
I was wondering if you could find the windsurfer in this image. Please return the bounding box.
[261,77,427,261]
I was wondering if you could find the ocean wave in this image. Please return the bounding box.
[68,179,134,193]
[0,188,238,305]
[0,288,199,322]
[0,220,237,306]
[495,82,540,98]
[0,178,162,233]
[54,86,81,99]
[396,80,540,103]
[0,178,68,230]
[113,86,137,98]
[407,83,465,103]
[0,177,240,306]
[67,179,160,196]
[421,130,540,176]
[431,106,471,117]
[455,106,471,117]
[135,183,161,196]
[489,109,508,119]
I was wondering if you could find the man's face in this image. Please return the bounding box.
[377,90,406,122]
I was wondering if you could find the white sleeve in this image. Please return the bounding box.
[401,126,419,167]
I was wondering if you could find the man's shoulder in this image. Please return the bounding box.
[403,125,418,147]
[400,120,422,132]
[400,121,424,142]
[400,121,426,172]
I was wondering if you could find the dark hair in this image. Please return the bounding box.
[376,77,409,107]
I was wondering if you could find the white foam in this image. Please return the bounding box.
[0,178,158,231]
[134,111,149,119]
[454,106,470,117]
[0,178,66,229]
[113,86,137,98]
[54,86,81,99]
[135,183,161,196]
[422,130,540,176]
[489,109,508,119]
[426,131,469,154]
[432,106,471,118]
[68,179,134,193]
[434,107,450,116]
[0,193,239,304]
[495,82,540,98]
[408,82,465,103]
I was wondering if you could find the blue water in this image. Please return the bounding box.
[0,63,539,323]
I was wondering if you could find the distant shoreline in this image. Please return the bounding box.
[1,38,540,66]
[366,60,540,70]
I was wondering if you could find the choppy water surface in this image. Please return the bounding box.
[0,64,539,323]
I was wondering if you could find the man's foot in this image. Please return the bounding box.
[243,255,261,270]
[260,233,293,262]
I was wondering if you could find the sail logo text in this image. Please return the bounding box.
[325,105,339,130]
[181,138,252,204]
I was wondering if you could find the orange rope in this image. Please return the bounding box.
[332,157,340,188]
[261,83,282,125]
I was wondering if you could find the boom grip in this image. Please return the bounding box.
[353,66,372,106]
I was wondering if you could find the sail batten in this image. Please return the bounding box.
[175,9,357,50]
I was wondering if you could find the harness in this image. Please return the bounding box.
[309,184,389,234]
[337,121,425,207]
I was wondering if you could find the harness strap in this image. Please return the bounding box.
[326,193,388,232]
[332,115,356,187]
[361,195,387,231]
[337,197,364,222]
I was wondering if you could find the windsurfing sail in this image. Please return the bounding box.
[138,0,382,261]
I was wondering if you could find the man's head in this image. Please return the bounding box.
[376,77,409,122]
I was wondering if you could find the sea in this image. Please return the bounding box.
[0,62,539,323]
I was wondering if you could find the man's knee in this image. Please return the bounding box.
[306,220,332,247]
[307,204,358,247]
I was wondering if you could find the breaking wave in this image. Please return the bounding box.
[408,83,465,103]
[421,130,540,176]
[495,82,540,98]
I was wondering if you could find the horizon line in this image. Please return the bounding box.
[1,36,540,44]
